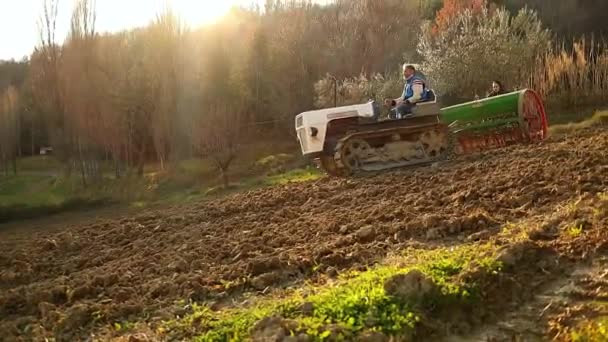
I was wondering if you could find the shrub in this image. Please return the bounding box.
[418,6,551,101]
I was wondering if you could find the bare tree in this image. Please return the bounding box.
[147,9,186,171]
[110,30,157,177]
[61,0,101,185]
[32,0,73,171]
[193,104,249,189]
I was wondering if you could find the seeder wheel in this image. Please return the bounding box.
[520,89,548,142]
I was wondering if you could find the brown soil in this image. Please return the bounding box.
[447,188,608,341]
[0,127,607,341]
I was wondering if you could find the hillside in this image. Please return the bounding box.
[1,126,607,341]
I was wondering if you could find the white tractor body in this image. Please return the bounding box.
[295,101,378,156]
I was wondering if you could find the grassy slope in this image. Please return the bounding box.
[0,172,112,223]
[0,139,320,222]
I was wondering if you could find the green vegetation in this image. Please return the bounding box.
[265,168,322,186]
[0,174,111,223]
[155,166,321,206]
[0,174,64,206]
[0,150,319,222]
[570,318,608,342]
[255,153,296,171]
[565,224,584,238]
[419,6,550,100]
[113,321,136,333]
[161,244,501,341]
[16,155,63,173]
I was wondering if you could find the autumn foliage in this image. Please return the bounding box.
[433,0,487,33]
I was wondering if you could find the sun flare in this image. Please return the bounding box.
[169,0,236,27]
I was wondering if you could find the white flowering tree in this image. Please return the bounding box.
[417,6,551,100]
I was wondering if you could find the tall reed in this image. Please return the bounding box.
[531,37,608,110]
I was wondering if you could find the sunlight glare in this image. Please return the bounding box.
[169,0,237,27]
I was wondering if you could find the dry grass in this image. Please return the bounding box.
[549,110,608,135]
[531,38,608,109]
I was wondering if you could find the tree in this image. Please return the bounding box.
[32,0,72,170]
[188,32,250,188]
[420,0,444,20]
[110,30,157,177]
[245,24,273,122]
[496,0,608,40]
[0,59,33,158]
[418,6,551,101]
[0,60,28,91]
[192,104,248,189]
[145,9,186,171]
[17,77,46,157]
[61,0,103,185]
[0,86,20,175]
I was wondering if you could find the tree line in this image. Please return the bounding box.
[0,0,607,185]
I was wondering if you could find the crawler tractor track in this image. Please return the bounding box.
[323,122,450,176]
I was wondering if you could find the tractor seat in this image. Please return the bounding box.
[411,89,440,116]
[420,89,437,104]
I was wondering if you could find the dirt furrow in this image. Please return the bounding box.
[0,128,606,341]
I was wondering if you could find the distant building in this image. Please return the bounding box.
[40,147,53,155]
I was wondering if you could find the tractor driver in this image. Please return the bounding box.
[384,64,430,119]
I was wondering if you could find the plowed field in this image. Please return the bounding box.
[1,127,607,341]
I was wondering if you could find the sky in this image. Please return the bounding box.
[0,0,292,61]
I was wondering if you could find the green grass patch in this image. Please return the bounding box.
[570,317,608,342]
[0,146,314,222]
[0,198,111,224]
[17,155,63,173]
[255,153,295,168]
[0,174,54,196]
[113,321,136,333]
[254,153,297,175]
[153,167,322,206]
[176,159,216,175]
[265,167,323,186]
[161,244,501,341]
[0,175,73,207]
[0,174,117,223]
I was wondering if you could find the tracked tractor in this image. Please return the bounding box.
[295,89,548,176]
